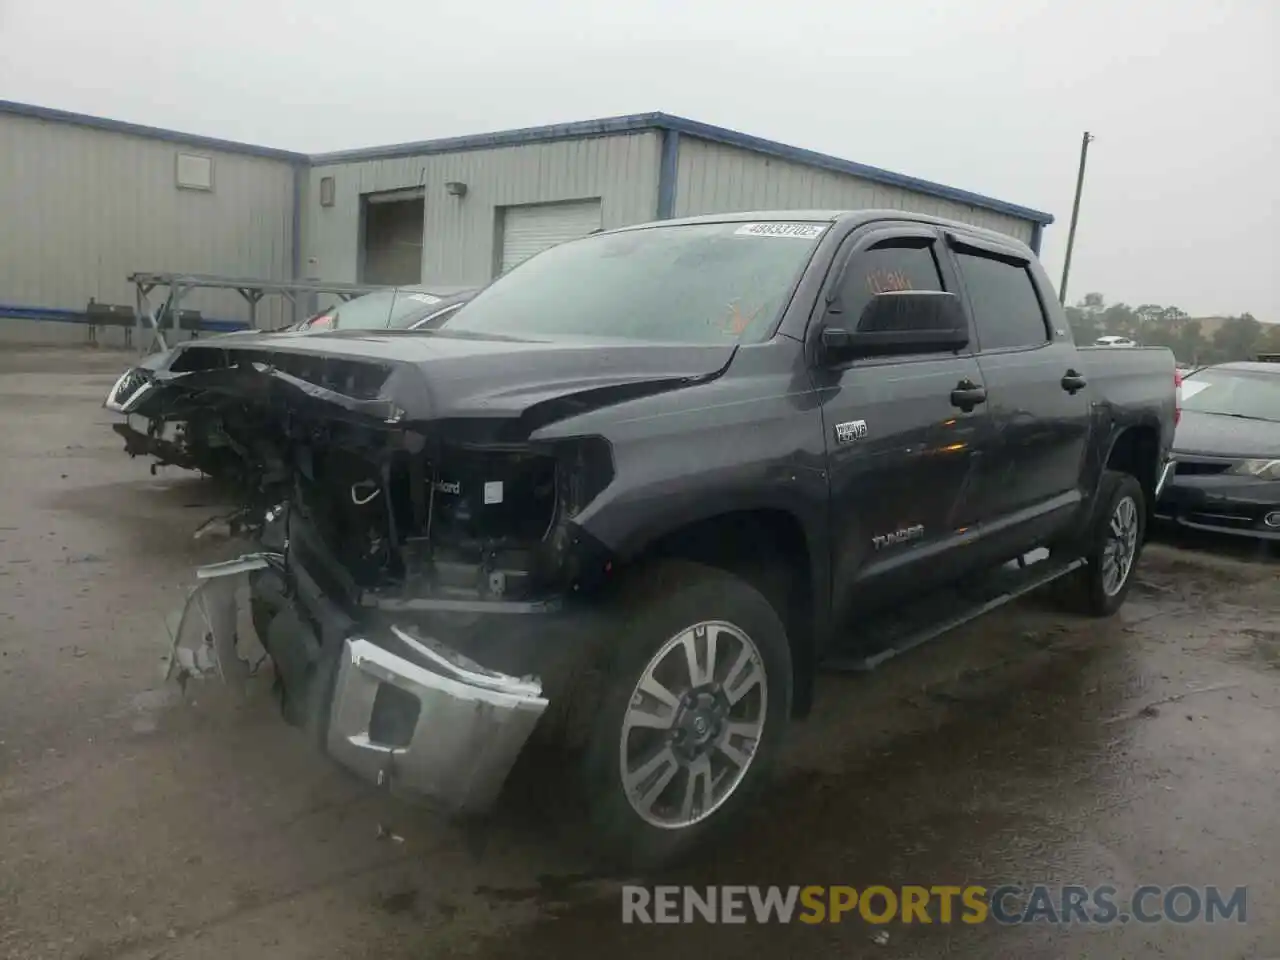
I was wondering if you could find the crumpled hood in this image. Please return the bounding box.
[131,329,738,440]
[1173,409,1280,459]
[135,327,316,373]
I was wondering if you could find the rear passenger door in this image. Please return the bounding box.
[811,224,993,622]
[946,232,1091,552]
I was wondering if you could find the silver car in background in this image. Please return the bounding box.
[103,285,479,479]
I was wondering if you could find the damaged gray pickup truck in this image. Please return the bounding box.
[114,211,1177,869]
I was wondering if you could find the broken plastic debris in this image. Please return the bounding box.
[376,824,406,844]
[192,517,233,540]
[163,559,277,688]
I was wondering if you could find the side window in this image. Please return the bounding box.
[838,240,944,330]
[956,252,1049,351]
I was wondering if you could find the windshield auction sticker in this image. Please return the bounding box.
[734,222,826,240]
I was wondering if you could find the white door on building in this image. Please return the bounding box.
[499,199,603,274]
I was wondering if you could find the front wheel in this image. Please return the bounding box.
[580,560,793,871]
[1060,469,1147,617]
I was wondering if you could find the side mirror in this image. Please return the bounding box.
[821,291,969,362]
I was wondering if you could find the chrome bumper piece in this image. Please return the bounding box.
[327,629,548,814]
[103,367,153,413]
[170,554,550,816]
[1154,457,1176,500]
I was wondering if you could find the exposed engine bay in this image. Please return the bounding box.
[112,346,622,607]
[286,436,606,604]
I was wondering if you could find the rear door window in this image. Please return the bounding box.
[956,252,1050,351]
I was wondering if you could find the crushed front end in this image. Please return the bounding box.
[153,343,622,815]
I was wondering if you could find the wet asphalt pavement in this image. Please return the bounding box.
[0,347,1277,960]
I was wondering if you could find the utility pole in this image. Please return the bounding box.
[1058,131,1094,305]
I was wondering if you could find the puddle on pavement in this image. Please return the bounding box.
[1228,627,1280,669]
[447,632,1144,959]
[127,687,184,733]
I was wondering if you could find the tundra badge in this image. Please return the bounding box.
[872,524,925,550]
[835,419,868,444]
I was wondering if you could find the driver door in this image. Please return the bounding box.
[810,224,994,624]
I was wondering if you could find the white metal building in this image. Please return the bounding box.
[303,113,1053,290]
[0,101,302,332]
[0,102,1054,337]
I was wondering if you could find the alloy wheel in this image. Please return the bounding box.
[1101,494,1140,596]
[619,620,768,830]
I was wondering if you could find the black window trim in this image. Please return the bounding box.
[805,222,978,370]
[944,230,1030,266]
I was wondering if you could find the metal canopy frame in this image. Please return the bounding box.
[128,272,387,353]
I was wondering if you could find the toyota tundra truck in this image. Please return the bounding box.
[116,210,1178,869]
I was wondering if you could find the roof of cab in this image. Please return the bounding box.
[609,209,1035,254]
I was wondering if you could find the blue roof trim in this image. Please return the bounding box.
[311,111,1052,226]
[0,100,308,162]
[308,112,672,165]
[1,100,1053,226]
[656,114,1055,226]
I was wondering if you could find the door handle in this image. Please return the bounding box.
[950,379,987,411]
[1061,370,1087,394]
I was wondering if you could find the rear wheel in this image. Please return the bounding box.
[1059,470,1146,617]
[580,560,792,870]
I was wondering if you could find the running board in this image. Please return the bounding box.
[822,550,1086,673]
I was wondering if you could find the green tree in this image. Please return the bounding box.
[1134,304,1164,331]
[1257,323,1280,356]
[1173,320,1206,365]
[1212,314,1263,360]
[1066,293,1106,343]
[1061,293,1272,363]
[1101,302,1138,338]
[1065,303,1100,344]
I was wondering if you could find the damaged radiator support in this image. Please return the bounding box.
[271,420,582,607]
[113,346,617,607]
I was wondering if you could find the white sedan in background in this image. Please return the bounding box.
[1095,335,1138,348]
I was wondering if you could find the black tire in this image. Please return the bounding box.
[1060,470,1147,617]
[580,559,793,872]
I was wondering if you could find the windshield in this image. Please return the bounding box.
[439,221,827,344]
[1181,369,1280,421]
[322,289,452,330]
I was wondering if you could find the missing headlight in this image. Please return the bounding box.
[430,449,558,544]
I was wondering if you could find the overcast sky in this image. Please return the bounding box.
[1,0,1275,320]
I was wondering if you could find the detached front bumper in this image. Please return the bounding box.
[239,521,581,815]
[178,554,558,814]
[326,628,548,814]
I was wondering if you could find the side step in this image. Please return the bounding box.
[822,549,1085,673]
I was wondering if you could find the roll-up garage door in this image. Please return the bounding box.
[499,199,603,274]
